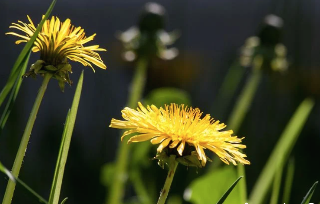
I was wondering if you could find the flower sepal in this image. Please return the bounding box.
[24,59,73,91]
[154,148,212,169]
[176,151,212,168]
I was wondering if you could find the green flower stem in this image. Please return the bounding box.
[131,170,152,204]
[157,156,178,204]
[2,73,52,204]
[211,62,245,118]
[107,58,148,204]
[227,56,263,204]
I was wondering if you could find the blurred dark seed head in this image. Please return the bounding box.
[138,2,166,33]
[258,14,283,46]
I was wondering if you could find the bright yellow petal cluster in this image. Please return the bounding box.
[110,102,250,166]
[6,15,106,70]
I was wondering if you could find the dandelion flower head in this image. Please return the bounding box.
[6,15,107,90]
[110,102,250,167]
[7,15,106,70]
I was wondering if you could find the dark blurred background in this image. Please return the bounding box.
[0,0,320,203]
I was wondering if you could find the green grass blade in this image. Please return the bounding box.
[249,98,315,204]
[0,161,15,182]
[216,177,243,204]
[211,63,245,118]
[269,161,283,204]
[226,58,263,204]
[301,181,318,204]
[48,71,84,204]
[60,198,68,204]
[48,110,70,204]
[282,158,295,204]
[0,52,31,133]
[0,0,57,107]
[0,161,48,203]
[227,69,262,133]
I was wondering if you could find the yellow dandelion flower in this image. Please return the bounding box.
[7,15,106,70]
[110,102,250,167]
[6,15,107,91]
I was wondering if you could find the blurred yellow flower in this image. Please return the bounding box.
[110,102,250,167]
[6,15,106,70]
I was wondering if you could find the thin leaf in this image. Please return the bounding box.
[270,162,283,204]
[0,51,31,133]
[48,110,70,203]
[185,166,241,204]
[227,67,263,204]
[216,177,243,204]
[49,71,84,204]
[282,158,295,204]
[60,198,68,204]
[0,0,57,107]
[300,181,318,204]
[249,98,315,204]
[0,161,48,203]
[0,161,15,182]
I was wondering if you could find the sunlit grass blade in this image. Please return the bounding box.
[0,161,15,182]
[270,161,283,204]
[300,181,318,204]
[216,177,243,204]
[0,161,48,204]
[107,58,148,204]
[48,71,84,204]
[282,158,295,204]
[211,63,245,118]
[0,52,30,133]
[226,56,264,204]
[49,110,70,204]
[60,198,68,204]
[0,0,57,108]
[249,98,314,204]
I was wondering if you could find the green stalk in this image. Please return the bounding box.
[211,62,245,118]
[157,155,178,204]
[49,71,84,204]
[249,98,314,204]
[282,158,295,204]
[2,73,52,204]
[226,56,263,204]
[131,170,152,204]
[270,161,283,204]
[107,58,148,204]
[0,52,30,132]
[1,161,48,203]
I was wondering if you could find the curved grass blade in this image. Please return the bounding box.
[226,56,264,204]
[270,161,284,204]
[0,52,30,133]
[60,198,68,204]
[0,161,15,182]
[301,181,318,204]
[49,71,84,204]
[249,98,314,204]
[49,110,70,204]
[0,161,48,204]
[0,0,57,107]
[282,158,295,204]
[216,176,243,204]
